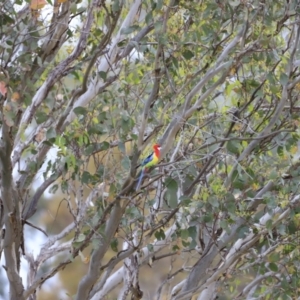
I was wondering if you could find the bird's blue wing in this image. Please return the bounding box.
[141,153,154,166]
[136,152,154,190]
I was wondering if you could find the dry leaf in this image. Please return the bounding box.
[4,104,11,111]
[0,81,7,96]
[83,255,90,264]
[34,128,45,142]
[11,92,20,102]
[30,0,47,10]
[55,93,63,101]
[79,251,90,264]
[3,110,14,127]
[4,117,14,127]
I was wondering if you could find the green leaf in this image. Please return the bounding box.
[229,0,240,6]
[269,84,280,94]
[110,238,118,252]
[232,178,245,190]
[70,2,77,14]
[226,140,239,154]
[120,116,135,135]
[208,196,219,207]
[121,156,130,170]
[280,73,289,85]
[118,141,126,153]
[109,183,117,194]
[98,71,107,81]
[30,148,38,155]
[226,201,236,214]
[172,245,180,252]
[1,14,14,25]
[28,161,37,172]
[154,229,166,241]
[96,165,105,177]
[179,195,192,206]
[202,214,213,223]
[268,252,280,263]
[181,229,189,240]
[112,0,120,12]
[225,192,235,202]
[165,177,178,208]
[73,106,87,116]
[147,244,154,252]
[188,226,197,241]
[145,11,153,25]
[269,262,278,272]
[35,111,48,124]
[171,56,179,69]
[46,127,56,140]
[283,244,294,255]
[154,20,163,32]
[269,169,280,180]
[77,233,85,242]
[287,220,297,234]
[118,39,128,47]
[182,50,194,60]
[231,169,239,181]
[182,240,190,247]
[277,145,284,156]
[267,72,276,84]
[120,25,140,35]
[81,171,92,184]
[265,219,273,230]
[156,0,163,10]
[97,142,110,151]
[92,238,101,250]
[237,225,249,238]
[220,219,230,233]
[48,184,59,194]
[126,206,141,218]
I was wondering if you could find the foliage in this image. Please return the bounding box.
[1,0,300,299]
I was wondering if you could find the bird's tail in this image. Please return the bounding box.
[136,168,145,190]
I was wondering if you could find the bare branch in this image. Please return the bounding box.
[75,201,125,299]
[14,0,104,150]
[90,223,177,299]
[137,0,175,148]
[0,115,24,298]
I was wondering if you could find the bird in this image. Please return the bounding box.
[136,143,161,190]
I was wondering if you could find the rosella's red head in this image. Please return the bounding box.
[153,144,161,157]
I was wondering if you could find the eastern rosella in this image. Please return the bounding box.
[136,143,161,190]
